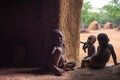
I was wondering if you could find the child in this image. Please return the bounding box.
[81,33,119,69]
[81,35,96,58]
[48,29,76,76]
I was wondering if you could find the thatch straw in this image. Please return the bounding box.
[59,0,83,66]
[103,22,114,29]
[88,21,101,30]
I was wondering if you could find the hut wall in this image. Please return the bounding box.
[59,0,83,65]
[0,0,83,67]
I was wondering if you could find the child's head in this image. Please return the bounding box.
[87,35,96,45]
[51,29,63,46]
[97,33,109,46]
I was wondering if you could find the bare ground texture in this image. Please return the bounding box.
[0,66,120,80]
[0,29,120,80]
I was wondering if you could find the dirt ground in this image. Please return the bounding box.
[0,65,120,80]
[0,29,120,80]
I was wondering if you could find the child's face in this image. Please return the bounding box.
[54,34,63,46]
[87,37,95,44]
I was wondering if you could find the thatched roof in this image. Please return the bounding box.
[103,22,114,29]
[88,21,101,30]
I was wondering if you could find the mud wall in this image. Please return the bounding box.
[59,0,83,65]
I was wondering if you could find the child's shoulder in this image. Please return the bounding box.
[107,44,114,50]
[107,44,113,47]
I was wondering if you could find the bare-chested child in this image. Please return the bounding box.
[81,35,96,58]
[48,29,76,76]
[80,35,96,67]
[81,33,119,69]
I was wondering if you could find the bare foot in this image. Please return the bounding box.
[76,67,83,69]
[52,65,65,76]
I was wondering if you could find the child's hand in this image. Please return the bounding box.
[82,42,88,53]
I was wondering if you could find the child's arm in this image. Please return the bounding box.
[51,47,57,54]
[82,42,88,53]
[109,44,118,65]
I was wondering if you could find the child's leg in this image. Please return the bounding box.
[58,55,66,68]
[63,62,76,71]
[89,59,104,69]
[50,49,65,76]
[81,57,91,68]
[52,49,61,67]
[51,65,65,76]
[81,60,86,68]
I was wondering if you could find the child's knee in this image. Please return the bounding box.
[52,49,61,58]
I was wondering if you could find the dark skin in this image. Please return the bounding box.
[49,29,76,76]
[81,33,119,69]
[85,35,96,57]
[81,35,96,67]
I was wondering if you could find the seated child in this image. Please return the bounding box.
[48,29,76,76]
[81,35,96,58]
[81,33,119,69]
[80,35,96,67]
